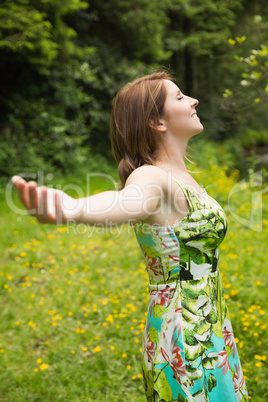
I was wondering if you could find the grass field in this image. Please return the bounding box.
[0,165,267,401]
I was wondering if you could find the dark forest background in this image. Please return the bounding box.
[0,0,268,180]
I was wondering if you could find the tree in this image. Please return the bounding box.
[1,0,268,178]
[221,1,268,140]
[0,0,88,74]
[83,0,171,63]
[165,0,244,92]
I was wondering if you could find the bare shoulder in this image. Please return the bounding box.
[124,165,185,199]
[125,165,185,195]
[125,165,166,187]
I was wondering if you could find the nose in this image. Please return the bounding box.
[189,97,199,106]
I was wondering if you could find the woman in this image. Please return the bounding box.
[12,71,248,401]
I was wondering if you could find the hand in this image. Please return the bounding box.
[12,176,82,224]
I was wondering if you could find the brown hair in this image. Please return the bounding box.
[110,71,172,188]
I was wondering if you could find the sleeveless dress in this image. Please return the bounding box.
[133,180,249,402]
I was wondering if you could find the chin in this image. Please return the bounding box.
[191,125,204,138]
[198,124,204,133]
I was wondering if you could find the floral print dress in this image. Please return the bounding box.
[133,181,248,402]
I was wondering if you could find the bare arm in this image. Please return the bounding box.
[11,168,162,226]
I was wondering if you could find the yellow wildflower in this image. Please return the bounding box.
[106,314,114,324]
[39,363,49,371]
[92,346,102,353]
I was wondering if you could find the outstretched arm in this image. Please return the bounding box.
[12,169,162,226]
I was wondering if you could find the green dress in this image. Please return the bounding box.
[133,180,248,401]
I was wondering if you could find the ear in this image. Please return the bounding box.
[149,118,167,133]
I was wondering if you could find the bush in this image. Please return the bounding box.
[188,137,245,173]
[241,130,268,149]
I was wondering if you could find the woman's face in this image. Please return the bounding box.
[160,80,203,138]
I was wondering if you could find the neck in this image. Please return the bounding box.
[154,135,189,173]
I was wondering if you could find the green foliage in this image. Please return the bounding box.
[0,3,58,72]
[220,6,268,135]
[1,0,268,178]
[189,137,245,173]
[0,67,93,176]
[0,0,162,177]
[0,48,155,177]
[87,0,171,62]
[166,0,243,55]
[241,130,268,149]
[0,0,87,74]
[226,12,268,97]
[164,0,245,137]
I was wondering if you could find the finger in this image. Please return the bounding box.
[37,187,50,223]
[55,190,64,225]
[38,186,47,217]
[13,177,32,210]
[28,181,38,214]
[49,188,57,218]
[12,175,25,185]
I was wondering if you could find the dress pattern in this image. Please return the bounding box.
[133,181,248,401]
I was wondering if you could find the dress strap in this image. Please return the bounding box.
[171,177,196,214]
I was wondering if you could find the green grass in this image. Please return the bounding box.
[0,165,267,401]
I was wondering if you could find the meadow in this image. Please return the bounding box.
[0,163,267,401]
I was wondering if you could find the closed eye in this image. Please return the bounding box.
[177,96,183,100]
